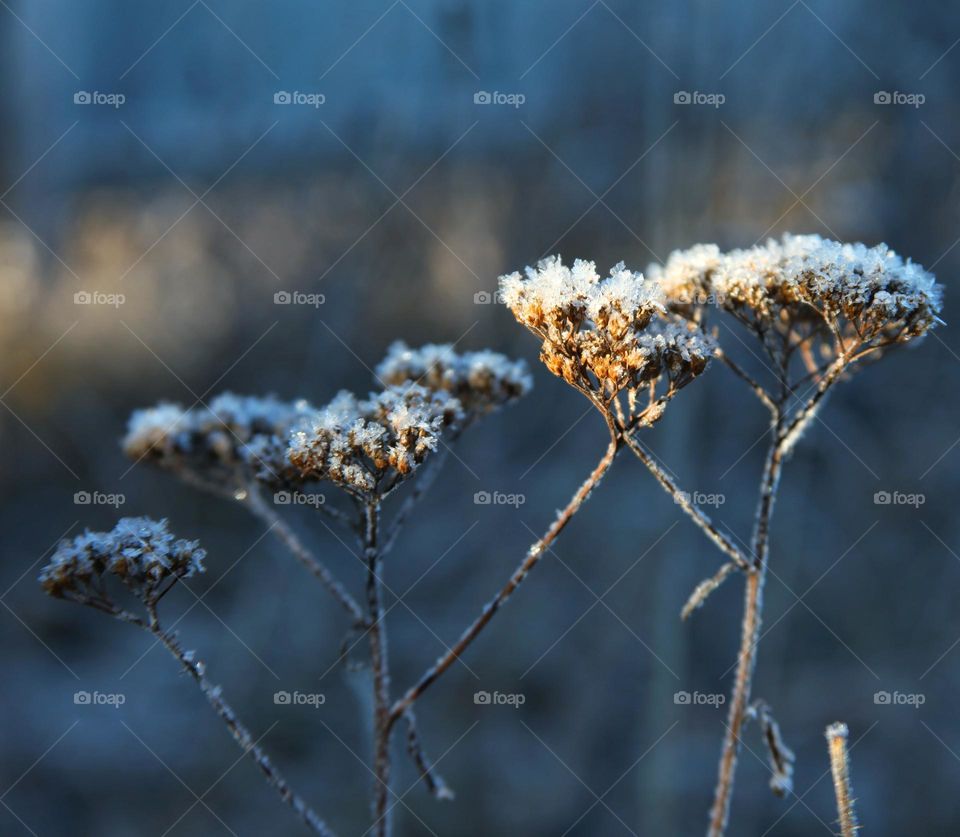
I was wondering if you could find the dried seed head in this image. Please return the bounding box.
[499,256,714,408]
[122,393,314,485]
[375,341,532,418]
[40,517,205,604]
[287,384,463,494]
[659,234,943,351]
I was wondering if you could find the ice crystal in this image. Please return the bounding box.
[40,517,205,603]
[375,341,532,417]
[288,384,463,494]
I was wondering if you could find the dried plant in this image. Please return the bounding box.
[825,722,860,836]
[42,233,940,834]
[501,236,941,835]
[43,336,638,835]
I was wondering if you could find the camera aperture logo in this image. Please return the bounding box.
[874,91,924,108]
[274,290,325,308]
[473,289,505,305]
[74,91,125,108]
[873,490,924,508]
[74,290,125,308]
[874,690,925,708]
[674,90,725,108]
[474,490,525,508]
[274,690,326,708]
[675,490,725,507]
[74,690,126,708]
[474,690,525,708]
[274,91,326,108]
[74,490,125,508]
[674,690,725,707]
[274,490,326,508]
[474,90,525,108]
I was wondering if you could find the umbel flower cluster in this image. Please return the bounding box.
[122,343,531,500]
[123,392,314,487]
[649,233,943,356]
[499,256,716,422]
[40,517,205,605]
[288,384,462,494]
[375,341,533,418]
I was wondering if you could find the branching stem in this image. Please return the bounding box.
[245,486,366,626]
[146,611,335,836]
[388,422,621,725]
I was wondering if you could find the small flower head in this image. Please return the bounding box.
[375,341,532,418]
[287,384,462,495]
[500,256,713,419]
[122,393,313,486]
[40,517,205,605]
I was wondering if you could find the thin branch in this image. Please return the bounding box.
[364,501,392,837]
[245,486,366,626]
[404,708,453,800]
[826,722,860,837]
[748,700,794,797]
[681,561,738,620]
[709,421,784,837]
[147,614,335,836]
[619,429,751,571]
[382,448,449,558]
[388,421,621,725]
[717,352,777,414]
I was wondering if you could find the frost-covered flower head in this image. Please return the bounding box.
[375,341,532,418]
[658,234,943,353]
[646,243,723,317]
[40,517,205,605]
[287,384,462,495]
[123,393,314,485]
[499,256,714,413]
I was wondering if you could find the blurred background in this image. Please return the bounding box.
[1,1,958,834]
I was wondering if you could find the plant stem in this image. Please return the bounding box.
[245,486,366,626]
[364,501,392,837]
[620,430,750,571]
[149,616,335,836]
[388,429,621,724]
[708,427,784,837]
[825,722,859,837]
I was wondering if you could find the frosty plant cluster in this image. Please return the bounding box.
[43,233,942,837]
[500,234,941,836]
